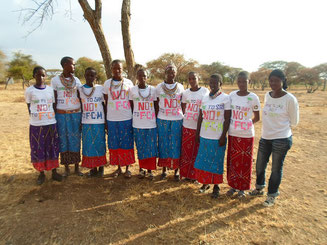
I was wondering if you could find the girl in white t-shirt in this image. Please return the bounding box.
[180,72,209,181]
[78,67,107,177]
[226,71,260,198]
[103,60,135,178]
[194,74,231,198]
[156,64,184,180]
[250,69,299,207]
[50,56,83,177]
[25,66,63,185]
[129,69,158,180]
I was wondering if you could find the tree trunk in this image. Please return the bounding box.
[78,0,112,79]
[121,0,136,81]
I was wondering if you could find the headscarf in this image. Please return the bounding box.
[269,69,288,90]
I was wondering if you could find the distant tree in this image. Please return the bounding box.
[46,69,62,80]
[314,63,327,91]
[250,68,271,91]
[200,62,230,83]
[225,67,242,86]
[284,62,304,88]
[0,50,7,82]
[8,51,37,88]
[75,57,106,83]
[260,60,288,70]
[146,53,199,85]
[297,67,321,93]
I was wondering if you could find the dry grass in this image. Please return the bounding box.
[0,84,326,244]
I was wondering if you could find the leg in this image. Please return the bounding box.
[267,137,292,197]
[148,170,154,180]
[161,166,167,180]
[138,168,146,179]
[37,171,46,185]
[52,168,63,182]
[75,163,83,176]
[98,166,104,177]
[64,164,70,177]
[255,138,272,190]
[124,165,131,178]
[211,184,220,199]
[174,168,180,181]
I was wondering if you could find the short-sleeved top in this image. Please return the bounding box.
[50,75,82,111]
[129,85,157,129]
[103,78,133,121]
[262,92,299,140]
[25,86,56,126]
[156,82,184,121]
[78,84,105,124]
[200,92,231,140]
[228,91,261,138]
[182,87,209,130]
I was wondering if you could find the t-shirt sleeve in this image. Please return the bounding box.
[252,94,261,111]
[152,87,157,101]
[288,95,299,127]
[25,88,31,103]
[224,95,231,110]
[128,87,134,100]
[75,77,82,86]
[181,91,187,103]
[50,78,57,91]
[103,81,109,94]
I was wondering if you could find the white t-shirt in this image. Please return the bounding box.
[50,75,82,111]
[78,84,105,124]
[103,78,134,121]
[182,87,209,130]
[228,91,261,138]
[262,92,299,140]
[25,86,56,126]
[200,92,231,140]
[156,82,184,120]
[129,85,157,129]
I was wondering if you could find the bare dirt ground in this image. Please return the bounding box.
[0,84,326,245]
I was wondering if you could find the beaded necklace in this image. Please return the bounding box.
[60,73,76,90]
[81,85,95,98]
[138,85,151,101]
[209,90,222,99]
[110,79,124,100]
[162,82,178,97]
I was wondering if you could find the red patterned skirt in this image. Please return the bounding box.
[179,127,199,180]
[227,135,254,190]
[196,169,223,185]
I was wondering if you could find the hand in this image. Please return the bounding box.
[219,136,226,147]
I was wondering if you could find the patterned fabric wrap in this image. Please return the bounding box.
[134,128,158,170]
[81,124,107,168]
[29,124,59,171]
[56,112,81,164]
[107,119,135,166]
[180,127,199,180]
[157,118,183,169]
[227,135,254,190]
[194,137,226,184]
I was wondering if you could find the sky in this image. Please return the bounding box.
[1,0,327,72]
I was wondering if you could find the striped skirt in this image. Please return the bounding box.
[29,124,59,172]
[157,118,183,169]
[81,124,107,168]
[134,128,158,170]
[194,137,226,184]
[107,119,135,166]
[227,135,254,190]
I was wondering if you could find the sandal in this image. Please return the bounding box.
[110,169,122,178]
[87,168,98,178]
[52,171,63,182]
[160,172,167,180]
[124,170,132,179]
[238,190,246,199]
[174,174,180,182]
[226,188,237,197]
[199,184,210,193]
[138,169,146,179]
[97,166,104,177]
[148,172,154,181]
[37,173,46,185]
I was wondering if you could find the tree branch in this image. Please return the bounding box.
[95,0,102,21]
